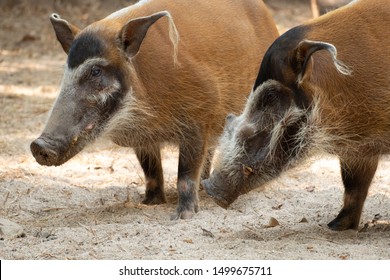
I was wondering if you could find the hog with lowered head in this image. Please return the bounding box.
[203,0,390,230]
[30,0,278,219]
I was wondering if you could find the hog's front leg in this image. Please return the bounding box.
[135,145,166,205]
[171,136,209,220]
[328,155,379,230]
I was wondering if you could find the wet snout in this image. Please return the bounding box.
[30,137,62,166]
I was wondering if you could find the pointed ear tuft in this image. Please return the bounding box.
[119,11,179,61]
[292,40,352,84]
[50,13,80,54]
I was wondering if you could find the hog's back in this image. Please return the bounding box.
[107,0,279,143]
[301,0,390,155]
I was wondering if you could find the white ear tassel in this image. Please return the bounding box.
[308,40,353,76]
[321,41,353,76]
[159,11,180,66]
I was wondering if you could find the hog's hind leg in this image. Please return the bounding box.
[328,155,379,230]
[135,145,166,205]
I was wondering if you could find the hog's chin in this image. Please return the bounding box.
[45,148,83,166]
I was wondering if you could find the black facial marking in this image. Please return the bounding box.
[253,25,309,90]
[68,33,104,69]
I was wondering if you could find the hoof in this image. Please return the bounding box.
[170,210,195,220]
[170,203,199,220]
[142,189,167,205]
[327,214,359,231]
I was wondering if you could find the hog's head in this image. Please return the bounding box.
[202,80,309,208]
[202,33,351,208]
[31,11,176,166]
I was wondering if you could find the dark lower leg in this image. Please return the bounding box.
[328,155,379,230]
[171,139,208,220]
[135,145,166,205]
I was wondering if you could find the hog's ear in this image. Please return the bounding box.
[292,40,352,83]
[50,13,80,54]
[119,11,169,58]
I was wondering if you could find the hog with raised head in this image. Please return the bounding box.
[203,0,390,230]
[30,0,279,219]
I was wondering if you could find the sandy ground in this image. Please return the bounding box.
[1,0,390,260]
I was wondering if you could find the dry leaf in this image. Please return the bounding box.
[305,186,315,192]
[299,217,308,223]
[219,228,228,233]
[264,217,280,228]
[338,254,349,260]
[373,213,382,222]
[169,245,176,252]
[272,204,283,210]
[358,223,369,233]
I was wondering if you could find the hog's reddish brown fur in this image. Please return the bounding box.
[204,0,390,230]
[32,0,279,220]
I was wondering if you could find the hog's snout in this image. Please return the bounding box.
[202,178,238,209]
[30,138,60,166]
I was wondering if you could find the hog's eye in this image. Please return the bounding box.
[91,66,102,77]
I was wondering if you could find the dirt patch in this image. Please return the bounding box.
[1,0,390,260]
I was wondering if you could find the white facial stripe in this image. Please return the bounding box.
[86,80,122,105]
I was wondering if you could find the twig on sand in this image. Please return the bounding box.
[201,227,215,238]
[307,236,340,245]
[242,224,265,241]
